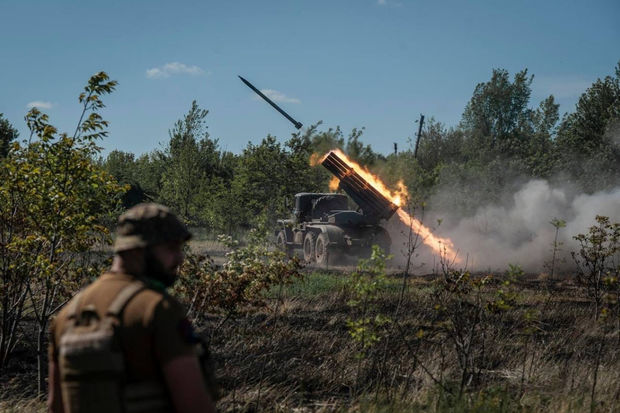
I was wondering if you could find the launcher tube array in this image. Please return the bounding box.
[321,152,398,222]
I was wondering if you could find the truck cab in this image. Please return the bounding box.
[276,192,389,266]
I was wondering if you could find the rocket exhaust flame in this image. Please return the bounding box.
[315,149,459,261]
[328,177,340,191]
[395,209,458,262]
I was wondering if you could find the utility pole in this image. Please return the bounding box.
[413,114,425,159]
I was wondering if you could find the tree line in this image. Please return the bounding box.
[93,63,620,230]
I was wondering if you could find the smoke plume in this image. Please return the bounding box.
[389,180,620,273]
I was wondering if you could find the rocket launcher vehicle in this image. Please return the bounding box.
[321,151,399,223]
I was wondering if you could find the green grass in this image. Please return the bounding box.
[268,270,414,300]
[280,271,351,298]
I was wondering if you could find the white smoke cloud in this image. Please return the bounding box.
[26,101,53,109]
[605,119,620,147]
[146,62,205,79]
[390,180,620,273]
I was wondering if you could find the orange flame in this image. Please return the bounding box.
[309,152,323,166]
[326,149,408,207]
[311,149,459,261]
[328,176,340,191]
[396,209,458,261]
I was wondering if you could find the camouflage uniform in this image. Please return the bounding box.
[48,204,215,413]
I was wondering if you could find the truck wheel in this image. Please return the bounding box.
[314,233,330,266]
[276,230,292,257]
[303,232,316,263]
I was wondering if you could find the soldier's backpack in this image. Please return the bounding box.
[58,281,157,413]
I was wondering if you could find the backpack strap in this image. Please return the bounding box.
[106,281,146,318]
[64,290,86,328]
[66,290,85,319]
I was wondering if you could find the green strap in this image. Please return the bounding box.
[145,278,167,293]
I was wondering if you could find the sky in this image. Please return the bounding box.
[1,0,618,157]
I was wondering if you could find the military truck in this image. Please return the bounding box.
[236,77,400,264]
[275,151,399,265]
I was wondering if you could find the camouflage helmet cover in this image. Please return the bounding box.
[113,203,191,252]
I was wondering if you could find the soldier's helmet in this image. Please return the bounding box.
[113,203,192,252]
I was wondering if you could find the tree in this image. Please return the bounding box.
[159,100,224,224]
[200,151,239,233]
[345,127,378,166]
[428,69,559,215]
[285,124,332,195]
[555,62,620,190]
[0,114,19,158]
[461,68,535,161]
[309,123,345,155]
[228,125,339,230]
[0,72,125,392]
[103,150,137,184]
[134,151,166,200]
[231,136,288,227]
[525,95,559,177]
[103,150,147,207]
[572,215,620,319]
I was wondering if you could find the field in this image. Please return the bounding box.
[212,271,619,412]
[3,266,618,413]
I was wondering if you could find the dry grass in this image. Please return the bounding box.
[0,398,45,413]
[2,271,619,412]
[208,272,620,412]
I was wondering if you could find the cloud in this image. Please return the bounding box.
[146,62,205,79]
[377,0,402,6]
[258,89,300,104]
[26,101,53,109]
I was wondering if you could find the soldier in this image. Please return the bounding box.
[48,203,217,413]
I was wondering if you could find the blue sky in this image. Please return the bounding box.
[1,0,618,156]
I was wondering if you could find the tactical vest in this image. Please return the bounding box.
[58,281,172,413]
